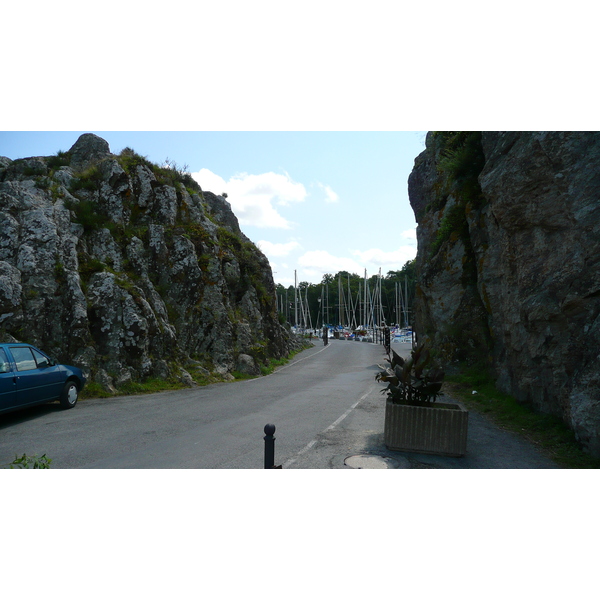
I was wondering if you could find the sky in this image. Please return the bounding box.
[0,131,425,287]
[2,2,593,587]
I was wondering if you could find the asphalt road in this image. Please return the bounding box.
[0,339,390,468]
[0,339,560,469]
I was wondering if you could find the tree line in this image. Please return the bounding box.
[275,259,416,330]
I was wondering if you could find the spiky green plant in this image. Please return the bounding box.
[376,344,445,405]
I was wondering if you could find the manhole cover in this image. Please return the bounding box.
[344,454,409,469]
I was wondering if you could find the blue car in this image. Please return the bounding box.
[0,343,86,415]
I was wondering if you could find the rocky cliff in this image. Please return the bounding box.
[409,131,600,456]
[0,133,296,391]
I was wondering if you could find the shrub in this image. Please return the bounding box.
[47,150,71,170]
[117,148,202,194]
[430,201,468,255]
[117,147,156,175]
[376,344,445,406]
[69,164,103,192]
[434,131,486,207]
[427,132,486,257]
[7,454,52,468]
[64,198,108,232]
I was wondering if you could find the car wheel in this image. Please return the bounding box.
[59,380,79,409]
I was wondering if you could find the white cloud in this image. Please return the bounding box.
[192,168,307,229]
[275,275,296,287]
[351,246,417,267]
[400,228,417,242]
[298,250,364,276]
[296,245,417,281]
[193,168,228,197]
[257,240,301,257]
[318,182,339,203]
[241,171,306,206]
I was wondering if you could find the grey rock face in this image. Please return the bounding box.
[0,261,22,326]
[235,353,260,376]
[69,133,111,171]
[0,133,295,391]
[409,131,600,456]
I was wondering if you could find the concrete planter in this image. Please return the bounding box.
[384,399,468,457]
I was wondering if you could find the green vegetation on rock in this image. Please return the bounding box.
[429,131,486,255]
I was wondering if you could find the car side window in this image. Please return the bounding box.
[10,347,37,372]
[0,349,10,373]
[31,348,50,368]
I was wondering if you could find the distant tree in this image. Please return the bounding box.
[276,261,417,329]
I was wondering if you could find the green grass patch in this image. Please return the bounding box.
[261,346,309,375]
[80,376,203,400]
[231,348,307,379]
[446,364,600,468]
[118,377,188,395]
[80,382,114,399]
[260,357,286,376]
[47,150,71,171]
[69,164,104,193]
[117,147,202,193]
[231,370,257,381]
[80,345,313,399]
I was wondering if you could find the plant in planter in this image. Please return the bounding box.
[376,344,445,405]
[376,344,468,457]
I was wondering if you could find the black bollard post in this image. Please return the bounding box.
[264,424,276,469]
[384,327,390,355]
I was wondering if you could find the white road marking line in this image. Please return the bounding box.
[282,386,375,468]
[325,389,371,431]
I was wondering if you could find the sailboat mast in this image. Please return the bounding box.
[338,274,341,327]
[357,281,361,328]
[395,281,398,327]
[363,269,367,328]
[378,268,382,327]
[405,275,409,327]
[294,270,298,327]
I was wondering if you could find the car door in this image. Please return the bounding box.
[0,348,17,411]
[29,347,64,400]
[8,345,62,406]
